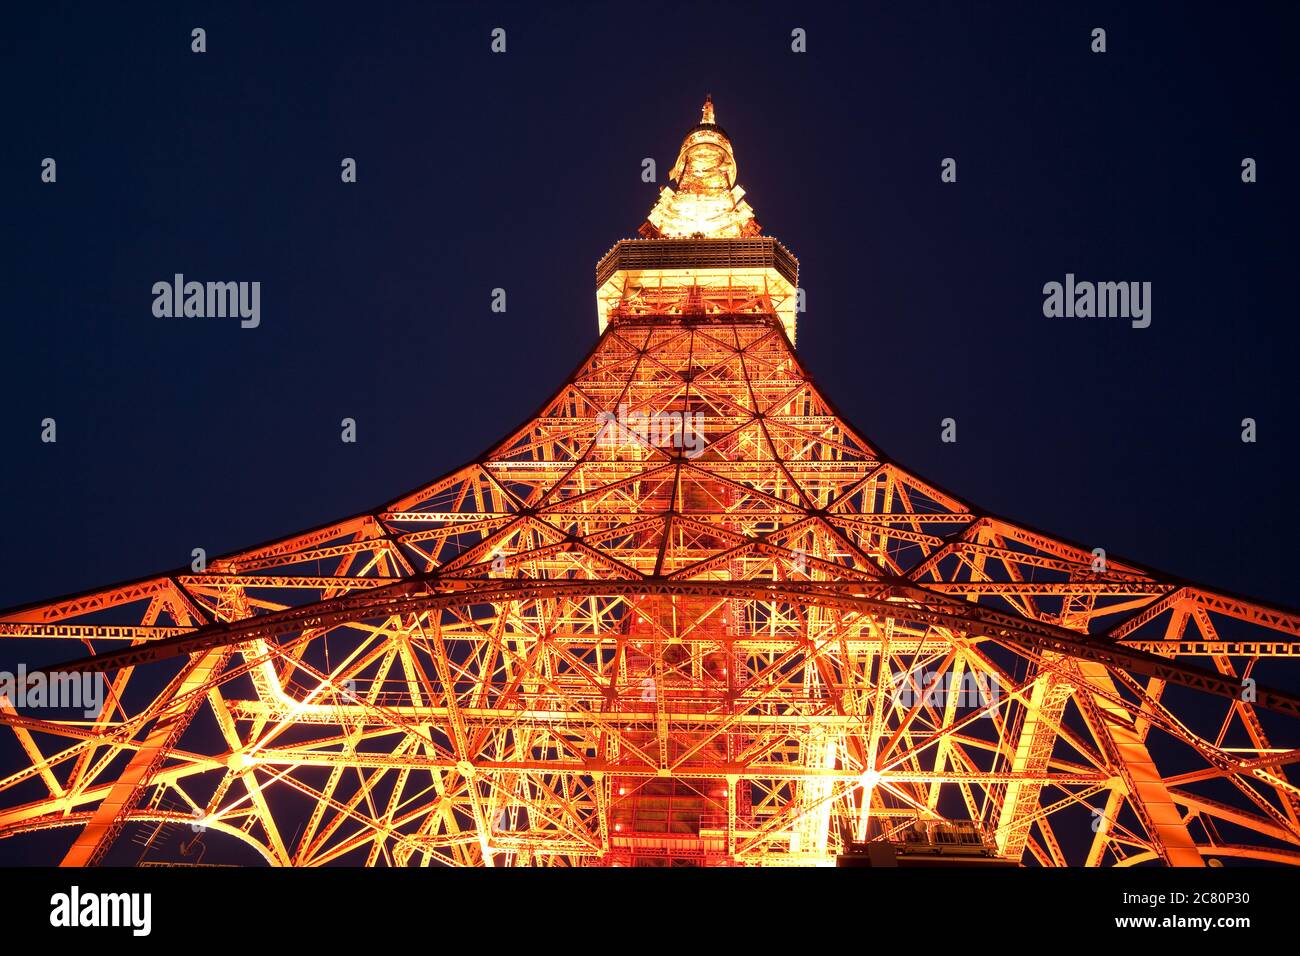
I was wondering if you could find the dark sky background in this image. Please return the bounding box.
[5,1,1294,613]
[4,1,1296,613]
[1,0,1298,869]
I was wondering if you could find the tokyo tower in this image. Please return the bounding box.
[2,97,1299,867]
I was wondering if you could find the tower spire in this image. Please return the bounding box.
[641,95,759,240]
[600,97,797,343]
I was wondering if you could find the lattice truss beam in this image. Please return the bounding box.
[1,316,1298,867]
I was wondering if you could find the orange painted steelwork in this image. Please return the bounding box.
[1,100,1299,867]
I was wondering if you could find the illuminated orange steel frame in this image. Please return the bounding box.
[3,98,1300,868]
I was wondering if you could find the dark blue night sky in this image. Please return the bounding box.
[3,2,1297,626]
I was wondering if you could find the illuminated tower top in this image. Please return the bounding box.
[596,97,799,343]
[643,95,761,239]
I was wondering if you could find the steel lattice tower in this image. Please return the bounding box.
[2,98,1299,867]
